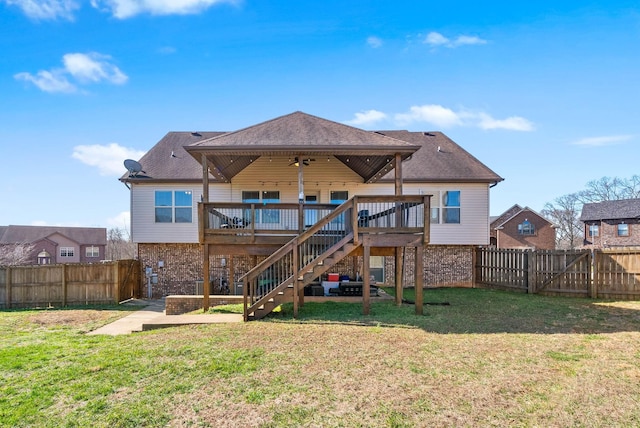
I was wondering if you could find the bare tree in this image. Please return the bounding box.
[106,227,136,260]
[542,193,583,249]
[0,242,36,266]
[577,175,640,203]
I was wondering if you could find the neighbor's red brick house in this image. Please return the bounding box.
[490,204,556,250]
[580,199,640,248]
[0,225,107,265]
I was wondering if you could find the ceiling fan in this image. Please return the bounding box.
[289,157,316,166]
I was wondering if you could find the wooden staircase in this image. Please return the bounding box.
[239,195,431,321]
[244,235,361,321]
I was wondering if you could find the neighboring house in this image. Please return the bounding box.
[0,225,107,265]
[580,199,640,248]
[120,111,503,307]
[490,204,556,250]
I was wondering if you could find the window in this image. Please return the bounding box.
[442,191,460,224]
[330,191,349,204]
[86,246,99,258]
[518,219,535,235]
[261,191,280,223]
[589,224,599,237]
[155,190,193,223]
[60,247,75,257]
[242,190,280,223]
[618,223,629,237]
[330,191,349,227]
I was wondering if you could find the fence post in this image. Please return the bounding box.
[114,261,120,304]
[6,267,11,309]
[527,250,536,294]
[590,250,597,299]
[62,264,67,307]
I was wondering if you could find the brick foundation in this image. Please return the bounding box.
[165,295,244,315]
[139,243,476,298]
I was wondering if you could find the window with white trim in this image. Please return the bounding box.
[589,224,599,237]
[618,223,629,237]
[86,246,100,258]
[442,191,460,224]
[155,190,193,223]
[60,247,75,257]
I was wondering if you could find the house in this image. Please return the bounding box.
[0,225,107,265]
[489,204,556,250]
[580,199,640,248]
[120,111,503,319]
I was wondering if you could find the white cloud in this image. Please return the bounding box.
[424,31,487,48]
[14,69,76,93]
[345,110,388,126]
[477,112,535,131]
[72,143,146,176]
[91,0,235,19]
[395,105,463,128]
[63,53,128,84]
[366,36,382,48]
[571,135,633,147]
[394,104,534,131]
[2,0,79,20]
[15,52,128,93]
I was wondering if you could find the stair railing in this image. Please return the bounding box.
[241,198,358,320]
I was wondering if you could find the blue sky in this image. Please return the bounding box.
[1,0,639,230]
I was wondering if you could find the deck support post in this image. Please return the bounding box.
[395,248,403,306]
[393,152,405,305]
[415,245,424,315]
[201,153,210,312]
[293,241,299,318]
[363,245,371,315]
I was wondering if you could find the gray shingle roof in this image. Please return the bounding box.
[0,225,107,245]
[120,131,225,182]
[580,199,640,221]
[375,131,503,183]
[189,111,419,151]
[120,112,503,184]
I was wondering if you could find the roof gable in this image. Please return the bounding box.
[188,111,419,151]
[493,206,554,229]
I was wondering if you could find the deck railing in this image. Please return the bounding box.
[199,195,430,242]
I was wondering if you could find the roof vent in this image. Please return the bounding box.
[191,132,202,137]
[424,132,436,137]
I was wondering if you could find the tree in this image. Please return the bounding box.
[0,242,36,266]
[542,193,583,250]
[577,175,640,203]
[106,227,136,260]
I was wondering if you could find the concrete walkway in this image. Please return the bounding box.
[87,299,242,336]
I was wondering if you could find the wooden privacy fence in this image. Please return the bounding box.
[0,260,141,309]
[475,248,640,299]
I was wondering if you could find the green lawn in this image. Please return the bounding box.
[2,288,640,427]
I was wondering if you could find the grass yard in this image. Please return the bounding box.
[1,288,640,427]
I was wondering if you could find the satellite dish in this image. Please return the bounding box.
[124,159,143,177]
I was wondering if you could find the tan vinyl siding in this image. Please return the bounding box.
[132,183,230,243]
[131,156,490,245]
